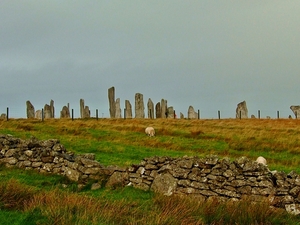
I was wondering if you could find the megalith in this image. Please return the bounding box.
[44,104,52,119]
[60,106,70,118]
[115,98,122,118]
[35,110,42,119]
[80,99,85,118]
[0,114,6,119]
[50,99,55,118]
[83,106,90,118]
[188,106,197,119]
[147,98,154,119]
[167,106,175,118]
[236,101,248,119]
[108,87,116,118]
[125,100,132,119]
[290,105,300,119]
[135,93,145,118]
[161,99,167,118]
[26,101,35,119]
[180,112,184,119]
[155,102,161,118]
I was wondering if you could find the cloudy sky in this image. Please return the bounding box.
[1,1,300,119]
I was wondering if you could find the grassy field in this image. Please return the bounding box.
[1,118,300,224]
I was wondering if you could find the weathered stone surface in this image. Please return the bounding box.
[106,171,128,189]
[147,98,154,119]
[83,106,90,118]
[0,113,6,119]
[108,87,116,118]
[188,106,197,119]
[60,105,70,118]
[167,106,175,118]
[26,100,35,119]
[80,99,85,118]
[44,104,52,119]
[50,99,55,118]
[151,173,177,196]
[161,99,167,118]
[125,100,132,119]
[135,93,145,118]
[65,167,81,182]
[290,105,300,119]
[155,102,161,118]
[115,98,122,118]
[180,112,184,119]
[35,110,42,119]
[236,101,248,119]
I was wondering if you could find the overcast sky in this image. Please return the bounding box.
[1,1,300,119]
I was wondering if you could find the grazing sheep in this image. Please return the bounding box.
[256,156,267,165]
[145,127,155,137]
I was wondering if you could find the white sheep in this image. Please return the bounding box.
[256,156,267,165]
[145,127,155,137]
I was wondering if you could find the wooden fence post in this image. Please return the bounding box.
[42,109,44,121]
[218,110,221,119]
[72,109,74,121]
[6,107,9,121]
[96,109,98,120]
[277,111,279,119]
[198,110,200,119]
[258,110,260,119]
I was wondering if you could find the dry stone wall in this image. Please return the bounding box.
[1,134,300,214]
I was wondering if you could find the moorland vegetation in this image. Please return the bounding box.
[0,118,300,224]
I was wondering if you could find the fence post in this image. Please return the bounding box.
[258,110,260,119]
[6,107,9,121]
[72,109,74,121]
[124,108,126,119]
[198,110,200,119]
[218,110,221,119]
[96,109,98,120]
[277,111,279,119]
[42,109,44,121]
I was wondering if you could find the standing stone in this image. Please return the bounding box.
[26,101,35,119]
[44,104,52,119]
[188,106,197,119]
[161,99,167,118]
[60,106,70,118]
[83,106,90,118]
[155,102,161,118]
[180,112,184,119]
[115,98,122,118]
[147,98,154,119]
[167,106,175,118]
[108,87,116,118]
[80,99,85,118]
[0,113,6,119]
[35,110,42,119]
[290,106,300,119]
[135,93,145,118]
[236,101,248,119]
[50,99,55,118]
[125,100,132,119]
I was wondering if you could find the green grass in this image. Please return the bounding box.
[1,118,300,224]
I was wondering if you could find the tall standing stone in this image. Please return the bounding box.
[188,106,197,119]
[167,106,175,118]
[44,104,52,118]
[180,112,184,119]
[26,101,35,119]
[80,99,85,118]
[83,106,90,118]
[60,106,70,118]
[161,99,167,118]
[35,110,42,119]
[115,98,122,118]
[108,87,116,118]
[147,98,154,119]
[125,100,132,119]
[155,102,161,118]
[135,93,145,118]
[236,101,248,119]
[290,105,300,119]
[50,99,55,118]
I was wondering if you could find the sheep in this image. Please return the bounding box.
[145,127,155,137]
[256,156,267,165]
